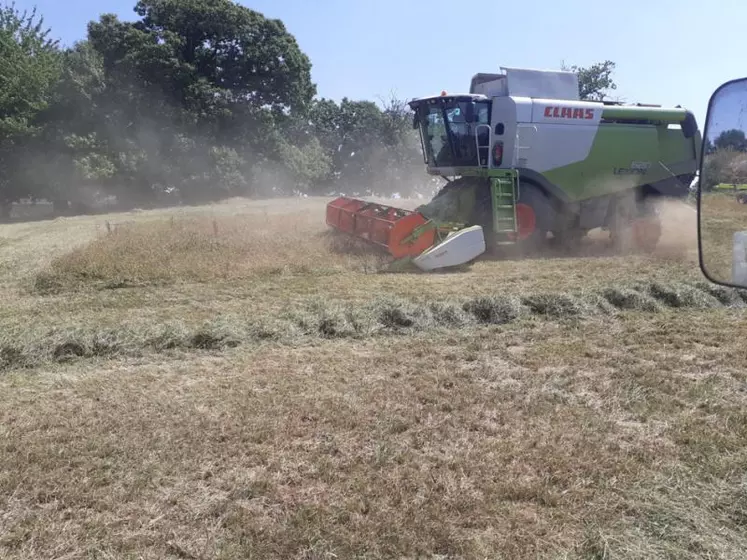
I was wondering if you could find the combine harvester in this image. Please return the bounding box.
[326,66,702,271]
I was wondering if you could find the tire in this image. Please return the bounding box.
[514,184,554,254]
[633,197,662,253]
[415,177,479,225]
[609,194,637,254]
[550,227,586,254]
[471,180,555,254]
[609,193,661,254]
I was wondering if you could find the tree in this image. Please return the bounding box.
[0,1,451,213]
[726,153,747,185]
[562,60,618,101]
[699,130,747,189]
[701,148,747,189]
[704,136,716,155]
[89,0,315,136]
[0,3,60,135]
[24,40,117,213]
[306,97,385,189]
[301,94,427,196]
[714,128,747,152]
[374,93,429,195]
[0,2,61,216]
[138,0,315,111]
[83,0,317,203]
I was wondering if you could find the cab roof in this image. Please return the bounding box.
[408,93,489,108]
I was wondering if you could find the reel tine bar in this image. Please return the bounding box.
[325,196,436,259]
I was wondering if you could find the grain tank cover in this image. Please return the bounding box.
[469,67,580,101]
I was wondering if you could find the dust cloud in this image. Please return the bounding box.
[651,198,698,260]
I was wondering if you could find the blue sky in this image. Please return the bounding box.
[16,0,747,131]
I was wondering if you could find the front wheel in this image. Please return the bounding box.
[472,181,554,255]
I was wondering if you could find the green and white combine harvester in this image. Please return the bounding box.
[325,66,702,271]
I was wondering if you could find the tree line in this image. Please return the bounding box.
[0,0,619,218]
[701,129,747,189]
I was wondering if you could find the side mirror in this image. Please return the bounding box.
[698,77,747,289]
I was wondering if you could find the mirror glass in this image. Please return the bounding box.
[699,78,747,288]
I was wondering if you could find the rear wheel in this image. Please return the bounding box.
[609,193,637,253]
[632,197,662,253]
[550,226,587,254]
[609,193,661,254]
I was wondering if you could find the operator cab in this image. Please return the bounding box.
[409,93,492,171]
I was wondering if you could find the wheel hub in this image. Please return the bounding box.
[510,202,537,241]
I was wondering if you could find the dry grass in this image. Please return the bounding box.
[30,196,704,300]
[2,314,747,559]
[699,191,747,283]
[0,279,741,373]
[1,193,747,558]
[34,211,387,292]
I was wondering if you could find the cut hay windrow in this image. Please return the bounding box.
[2,280,745,372]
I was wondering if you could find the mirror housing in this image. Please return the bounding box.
[697,77,747,289]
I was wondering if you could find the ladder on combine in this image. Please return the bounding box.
[490,170,519,238]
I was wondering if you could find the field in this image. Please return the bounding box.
[700,189,747,283]
[2,193,747,559]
